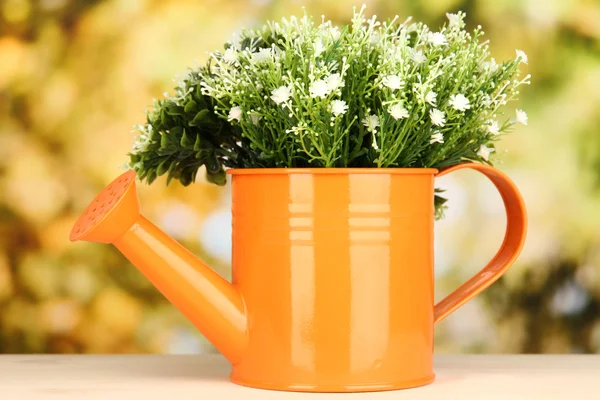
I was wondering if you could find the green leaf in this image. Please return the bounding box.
[166,161,179,185]
[160,133,169,149]
[146,168,158,185]
[150,128,160,142]
[206,152,221,174]
[193,133,202,151]
[168,160,178,174]
[206,169,226,186]
[191,109,212,126]
[180,130,193,147]
[179,173,193,186]
[166,104,184,116]
[157,159,170,176]
[184,100,198,113]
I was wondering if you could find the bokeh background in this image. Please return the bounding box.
[1,0,599,355]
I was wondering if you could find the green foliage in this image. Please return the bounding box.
[127,7,529,216]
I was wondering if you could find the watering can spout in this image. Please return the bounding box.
[69,171,247,364]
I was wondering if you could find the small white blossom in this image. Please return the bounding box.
[131,125,153,153]
[271,85,292,105]
[252,48,272,63]
[230,32,243,50]
[425,91,437,106]
[411,49,426,63]
[331,100,348,116]
[430,131,444,144]
[477,144,495,161]
[250,114,261,125]
[362,114,380,132]
[388,104,409,120]
[428,32,447,46]
[309,79,330,98]
[330,27,341,40]
[448,94,471,111]
[481,95,492,108]
[430,108,446,127]
[446,13,461,28]
[381,75,403,90]
[389,45,404,62]
[370,32,381,44]
[488,120,500,135]
[483,58,498,73]
[322,25,341,40]
[227,106,242,122]
[515,49,528,65]
[223,48,238,64]
[325,73,343,91]
[515,109,528,125]
[314,39,325,57]
[286,124,305,136]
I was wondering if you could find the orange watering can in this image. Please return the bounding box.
[70,164,526,392]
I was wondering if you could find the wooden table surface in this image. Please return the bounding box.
[0,354,598,399]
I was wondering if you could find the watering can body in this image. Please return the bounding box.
[70,166,527,392]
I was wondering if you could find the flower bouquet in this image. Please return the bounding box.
[127,6,530,218]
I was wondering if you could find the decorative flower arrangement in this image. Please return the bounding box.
[127,6,530,218]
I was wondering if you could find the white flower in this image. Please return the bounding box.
[411,49,426,63]
[230,32,243,50]
[325,73,343,91]
[483,58,498,73]
[131,125,153,152]
[515,109,528,125]
[388,45,405,62]
[252,48,272,63]
[477,144,495,161]
[381,75,403,90]
[331,100,348,116]
[515,49,528,65]
[314,39,325,57]
[370,32,381,44]
[271,85,292,105]
[488,120,500,135]
[309,79,330,98]
[430,131,444,144]
[319,22,341,40]
[327,26,341,40]
[285,124,305,136]
[481,95,492,108]
[362,114,380,132]
[448,94,471,111]
[430,108,446,127]
[388,104,409,120]
[222,48,238,64]
[425,91,437,106]
[428,32,447,46]
[446,13,461,28]
[227,106,242,122]
[250,114,261,126]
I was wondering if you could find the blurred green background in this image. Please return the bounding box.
[1,0,599,355]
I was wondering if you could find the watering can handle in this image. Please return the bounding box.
[433,163,528,324]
